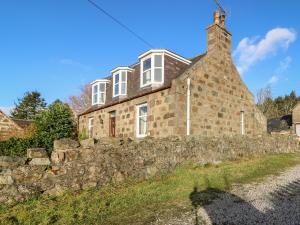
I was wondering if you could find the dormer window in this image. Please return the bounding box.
[111,67,133,98]
[140,54,164,88]
[91,79,109,105]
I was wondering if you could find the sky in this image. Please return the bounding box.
[0,0,299,114]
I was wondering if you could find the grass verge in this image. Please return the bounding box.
[1,153,300,225]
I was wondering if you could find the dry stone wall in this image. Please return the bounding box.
[0,136,299,205]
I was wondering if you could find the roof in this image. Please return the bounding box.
[12,119,33,129]
[292,101,300,111]
[79,51,206,117]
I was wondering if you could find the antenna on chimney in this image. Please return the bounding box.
[213,0,228,27]
[213,0,227,17]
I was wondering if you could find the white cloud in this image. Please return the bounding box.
[0,106,14,116]
[266,56,292,85]
[233,28,297,74]
[267,75,279,85]
[277,56,292,73]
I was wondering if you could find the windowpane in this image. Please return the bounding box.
[121,83,126,95]
[154,55,162,67]
[139,105,147,116]
[143,70,151,85]
[143,58,151,71]
[137,104,148,137]
[93,94,98,104]
[114,84,119,96]
[154,68,162,82]
[99,93,105,103]
[115,74,120,83]
[139,117,147,135]
[121,72,126,82]
[99,83,105,92]
[93,85,98,93]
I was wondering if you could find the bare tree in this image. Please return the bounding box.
[256,85,272,105]
[68,84,92,116]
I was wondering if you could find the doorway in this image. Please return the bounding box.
[109,111,116,137]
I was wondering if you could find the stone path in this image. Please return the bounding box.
[154,165,300,225]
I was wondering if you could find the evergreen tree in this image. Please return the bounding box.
[34,100,76,151]
[11,91,46,120]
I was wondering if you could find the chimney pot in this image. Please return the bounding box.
[220,15,226,27]
[214,11,220,24]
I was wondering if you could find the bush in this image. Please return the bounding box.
[0,100,76,157]
[34,100,76,152]
[0,137,41,157]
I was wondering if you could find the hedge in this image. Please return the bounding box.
[0,137,41,157]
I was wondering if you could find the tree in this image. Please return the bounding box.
[256,88,299,119]
[256,85,272,105]
[11,91,46,120]
[34,100,76,151]
[67,84,91,116]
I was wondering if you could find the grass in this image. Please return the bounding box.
[1,153,300,225]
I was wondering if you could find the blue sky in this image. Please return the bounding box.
[0,0,299,114]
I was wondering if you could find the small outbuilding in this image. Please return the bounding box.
[292,102,300,136]
[0,110,32,140]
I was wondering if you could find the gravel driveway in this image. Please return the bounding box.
[154,165,300,225]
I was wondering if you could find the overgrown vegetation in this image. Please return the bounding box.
[1,153,299,225]
[257,87,299,119]
[0,99,76,156]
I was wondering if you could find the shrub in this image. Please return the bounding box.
[34,100,76,152]
[0,137,41,157]
[78,128,88,141]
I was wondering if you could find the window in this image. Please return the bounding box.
[92,81,107,105]
[140,54,164,88]
[136,103,148,138]
[88,118,94,138]
[240,110,245,135]
[113,71,127,97]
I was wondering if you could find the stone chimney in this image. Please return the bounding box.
[207,10,232,56]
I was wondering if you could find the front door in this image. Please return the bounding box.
[109,111,116,137]
[296,124,300,137]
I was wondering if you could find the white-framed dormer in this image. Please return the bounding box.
[138,49,191,88]
[91,79,110,106]
[111,67,133,98]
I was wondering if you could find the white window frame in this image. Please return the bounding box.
[296,123,300,137]
[140,53,164,88]
[113,71,127,97]
[88,117,94,138]
[91,82,107,105]
[136,103,148,138]
[241,110,245,135]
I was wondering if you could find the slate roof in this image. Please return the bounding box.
[12,119,33,129]
[79,51,206,116]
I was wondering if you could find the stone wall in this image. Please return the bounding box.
[0,111,23,141]
[0,136,299,205]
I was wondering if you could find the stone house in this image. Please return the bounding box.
[292,102,300,136]
[78,11,267,139]
[0,110,32,141]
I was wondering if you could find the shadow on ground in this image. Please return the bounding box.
[189,178,300,225]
